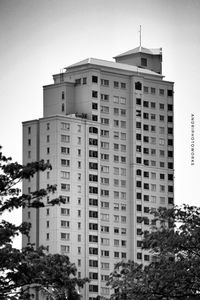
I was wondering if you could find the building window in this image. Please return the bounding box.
[168,116,173,123]
[114,120,119,127]
[92,75,98,83]
[159,138,165,145]
[121,109,126,116]
[101,118,109,125]
[101,262,110,270]
[82,77,87,84]
[61,147,70,154]
[160,115,165,122]
[135,82,142,90]
[160,185,165,192]
[101,105,109,113]
[144,86,149,93]
[89,259,98,267]
[61,183,70,191]
[168,104,173,111]
[159,89,164,96]
[89,198,98,206]
[101,94,109,101]
[121,121,126,128]
[168,127,173,134]
[101,141,109,150]
[144,195,149,201]
[89,126,98,134]
[61,208,70,215]
[101,201,109,209]
[92,102,98,110]
[61,159,70,167]
[61,220,70,228]
[101,153,109,161]
[92,91,98,98]
[121,82,126,89]
[114,81,119,88]
[159,103,165,110]
[101,79,109,86]
[61,135,70,143]
[113,108,119,115]
[75,78,81,85]
[92,115,98,121]
[28,151,31,159]
[144,255,150,261]
[141,57,147,66]
[167,89,173,97]
[89,138,98,146]
[101,166,109,173]
[168,139,173,146]
[89,186,98,194]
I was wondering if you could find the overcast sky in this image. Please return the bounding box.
[1,0,200,247]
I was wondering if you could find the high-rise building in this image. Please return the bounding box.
[22,46,174,299]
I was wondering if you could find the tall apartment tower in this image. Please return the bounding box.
[22,46,174,300]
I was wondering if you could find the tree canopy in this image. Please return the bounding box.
[0,146,88,299]
[108,205,200,300]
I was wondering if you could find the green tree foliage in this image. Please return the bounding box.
[0,146,88,299]
[108,205,200,300]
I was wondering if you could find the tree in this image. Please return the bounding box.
[0,146,88,299]
[108,205,200,299]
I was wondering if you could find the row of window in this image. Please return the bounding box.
[136,111,173,122]
[27,122,81,136]
[137,99,173,111]
[92,104,127,116]
[136,170,173,180]
[136,135,172,145]
[100,94,127,105]
[136,147,173,158]
[101,118,126,128]
[100,142,127,151]
[136,195,168,205]
[101,178,127,187]
[136,193,174,204]
[101,166,127,175]
[92,76,127,90]
[136,182,173,192]
[135,81,173,97]
[136,123,173,134]
[136,158,173,169]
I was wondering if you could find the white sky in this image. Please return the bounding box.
[1,0,200,248]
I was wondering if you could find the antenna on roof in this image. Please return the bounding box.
[139,25,142,51]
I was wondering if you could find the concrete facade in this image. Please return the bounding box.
[22,46,174,299]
